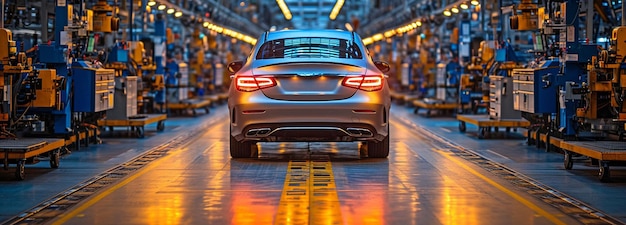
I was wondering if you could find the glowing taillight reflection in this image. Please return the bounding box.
[342,75,384,91]
[235,76,276,92]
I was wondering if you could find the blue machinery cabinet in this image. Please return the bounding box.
[512,61,560,114]
[72,62,116,112]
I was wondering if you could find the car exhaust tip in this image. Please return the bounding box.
[246,128,271,137]
[346,128,373,137]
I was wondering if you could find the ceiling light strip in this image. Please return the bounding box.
[276,0,292,20]
[329,0,345,20]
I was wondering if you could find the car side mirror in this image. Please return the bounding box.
[228,61,244,74]
[374,61,390,73]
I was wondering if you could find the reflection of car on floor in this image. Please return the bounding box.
[227,29,391,158]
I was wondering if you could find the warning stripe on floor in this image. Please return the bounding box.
[274,160,343,225]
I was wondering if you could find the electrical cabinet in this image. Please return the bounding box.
[167,62,189,103]
[512,61,560,114]
[489,76,520,120]
[435,63,456,102]
[107,76,137,120]
[72,62,115,112]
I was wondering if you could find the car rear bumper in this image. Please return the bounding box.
[229,92,390,142]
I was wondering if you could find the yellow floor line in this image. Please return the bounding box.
[275,160,343,225]
[50,143,214,225]
[435,149,567,225]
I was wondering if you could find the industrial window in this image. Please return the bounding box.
[256,37,363,59]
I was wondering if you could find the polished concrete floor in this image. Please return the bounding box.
[0,103,625,225]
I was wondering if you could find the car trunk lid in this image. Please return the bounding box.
[253,62,365,101]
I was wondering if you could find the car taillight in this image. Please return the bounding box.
[342,75,384,91]
[235,76,276,92]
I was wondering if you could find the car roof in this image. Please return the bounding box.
[265,29,356,41]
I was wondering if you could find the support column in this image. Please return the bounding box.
[586,0,593,40]
[481,0,486,39]
[40,1,48,42]
[623,0,626,26]
[1,0,4,29]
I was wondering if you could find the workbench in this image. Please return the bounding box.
[0,138,66,180]
[166,98,212,116]
[457,114,530,139]
[98,114,167,138]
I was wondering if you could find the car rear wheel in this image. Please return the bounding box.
[230,134,257,158]
[367,132,389,158]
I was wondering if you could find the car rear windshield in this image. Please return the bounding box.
[256,37,363,59]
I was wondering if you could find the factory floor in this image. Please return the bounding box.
[1,102,625,225]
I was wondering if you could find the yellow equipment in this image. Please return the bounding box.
[188,28,205,95]
[0,29,16,64]
[130,41,145,64]
[151,74,164,89]
[583,26,626,121]
[32,70,60,108]
[510,0,539,31]
[611,27,626,62]
[468,41,494,71]
[0,28,32,125]
[92,0,119,33]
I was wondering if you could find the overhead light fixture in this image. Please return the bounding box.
[460,3,469,9]
[372,33,384,41]
[276,0,292,20]
[362,37,373,45]
[329,0,345,20]
[471,0,480,5]
[416,21,422,26]
[167,8,175,14]
[451,7,459,13]
[157,4,166,10]
[203,22,210,27]
[147,0,157,6]
[345,23,353,31]
[443,10,452,16]
[384,30,396,38]
[174,11,183,17]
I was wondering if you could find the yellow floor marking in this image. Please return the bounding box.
[51,143,213,225]
[275,160,343,225]
[435,149,567,225]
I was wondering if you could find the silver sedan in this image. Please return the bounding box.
[228,29,391,158]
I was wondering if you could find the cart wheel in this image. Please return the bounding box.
[459,121,466,133]
[505,127,511,133]
[478,127,486,139]
[599,160,611,182]
[157,121,165,132]
[413,107,420,114]
[84,131,90,147]
[50,149,60,169]
[535,131,542,149]
[563,151,573,170]
[545,134,551,152]
[204,107,210,114]
[425,110,432,118]
[75,133,81,151]
[15,160,25,180]
[135,126,145,138]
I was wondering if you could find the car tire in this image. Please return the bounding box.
[368,133,389,158]
[230,134,256,158]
